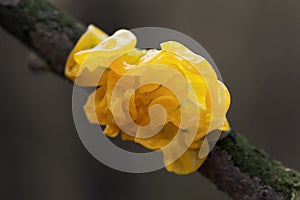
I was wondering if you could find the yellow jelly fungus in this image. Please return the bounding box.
[65,25,108,86]
[66,25,231,174]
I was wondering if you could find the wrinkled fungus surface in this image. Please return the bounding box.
[65,25,231,174]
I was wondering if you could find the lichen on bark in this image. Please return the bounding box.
[218,131,300,199]
[1,0,300,199]
[200,131,300,200]
[0,0,85,75]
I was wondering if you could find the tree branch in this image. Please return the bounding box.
[199,131,300,200]
[0,0,85,75]
[1,0,300,199]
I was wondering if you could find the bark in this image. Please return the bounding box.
[0,0,85,75]
[199,131,300,200]
[1,0,300,199]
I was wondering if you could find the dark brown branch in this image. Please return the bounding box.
[200,131,300,200]
[1,0,300,199]
[0,0,85,75]
[27,53,50,73]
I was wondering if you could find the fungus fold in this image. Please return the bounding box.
[65,25,231,174]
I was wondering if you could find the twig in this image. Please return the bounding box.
[0,0,85,75]
[1,0,300,199]
[27,53,50,73]
[199,131,300,200]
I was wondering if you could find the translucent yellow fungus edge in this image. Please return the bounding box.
[65,25,231,174]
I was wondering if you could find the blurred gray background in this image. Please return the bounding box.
[1,0,300,199]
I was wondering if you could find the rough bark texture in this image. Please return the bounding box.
[1,0,300,199]
[200,131,300,200]
[0,0,85,75]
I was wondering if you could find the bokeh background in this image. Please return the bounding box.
[1,0,300,199]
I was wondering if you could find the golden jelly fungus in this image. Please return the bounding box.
[65,25,231,174]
